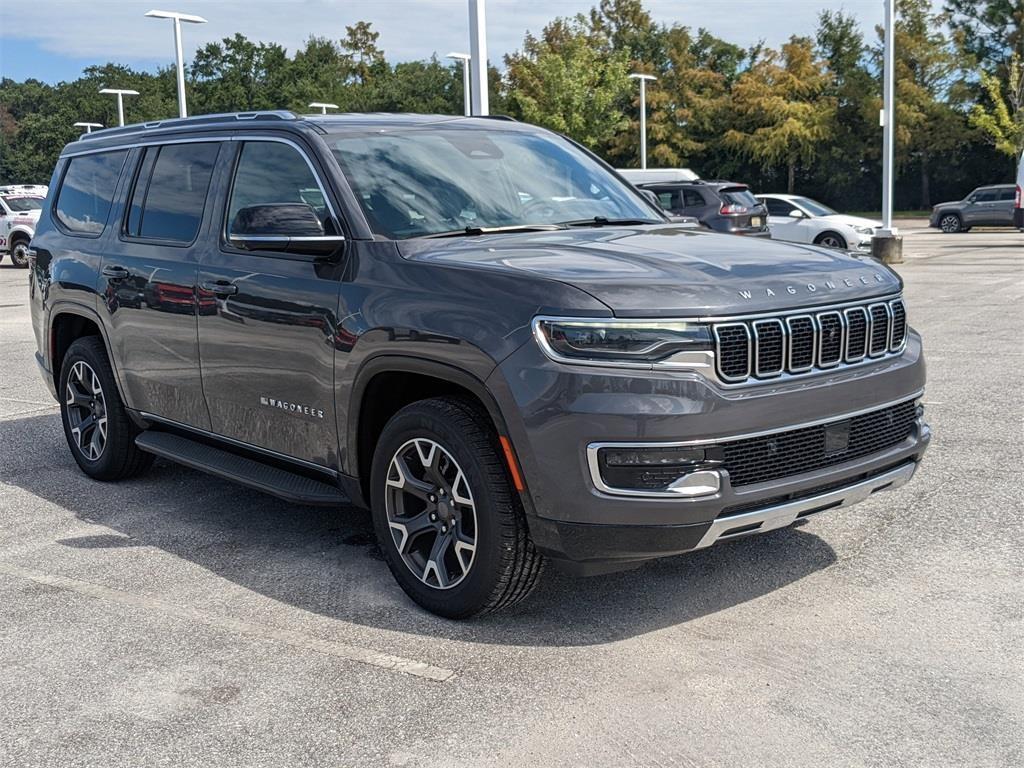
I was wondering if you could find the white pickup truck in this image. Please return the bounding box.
[1,185,47,268]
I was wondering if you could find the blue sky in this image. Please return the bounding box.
[1,1,889,84]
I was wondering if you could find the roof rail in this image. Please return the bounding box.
[78,111,299,142]
[472,114,518,122]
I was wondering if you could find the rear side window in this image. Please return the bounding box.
[226,141,335,237]
[997,188,1015,201]
[125,142,220,243]
[55,151,128,235]
[682,189,706,208]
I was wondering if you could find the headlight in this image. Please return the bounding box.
[854,226,874,235]
[534,317,712,365]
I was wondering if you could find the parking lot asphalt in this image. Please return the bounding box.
[1,225,1021,767]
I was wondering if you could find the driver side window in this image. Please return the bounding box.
[227,141,336,239]
[764,198,793,216]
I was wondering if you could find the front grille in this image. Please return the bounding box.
[720,399,918,487]
[714,297,907,384]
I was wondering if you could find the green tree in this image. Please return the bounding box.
[969,53,1024,158]
[724,37,835,192]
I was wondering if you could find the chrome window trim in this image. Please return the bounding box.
[843,306,869,361]
[752,318,785,378]
[713,322,752,382]
[816,310,845,368]
[784,314,816,372]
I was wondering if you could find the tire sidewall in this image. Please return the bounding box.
[370,403,509,618]
[59,339,122,478]
[10,241,30,267]
[816,231,847,249]
[939,214,961,233]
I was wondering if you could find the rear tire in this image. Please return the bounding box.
[370,397,544,619]
[59,337,154,481]
[9,239,31,268]
[938,213,962,233]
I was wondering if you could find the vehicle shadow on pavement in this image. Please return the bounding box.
[0,413,837,647]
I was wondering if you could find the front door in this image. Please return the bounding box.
[98,141,223,430]
[197,137,345,468]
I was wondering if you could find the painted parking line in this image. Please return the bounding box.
[0,561,455,683]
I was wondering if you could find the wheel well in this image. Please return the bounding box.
[51,313,102,389]
[356,370,495,502]
[9,231,31,245]
[814,230,845,245]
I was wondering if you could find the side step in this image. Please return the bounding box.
[135,431,349,506]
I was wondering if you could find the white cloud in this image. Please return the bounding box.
[2,0,888,67]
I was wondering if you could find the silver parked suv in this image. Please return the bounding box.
[929,184,1017,232]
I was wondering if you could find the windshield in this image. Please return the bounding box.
[793,197,837,217]
[3,196,43,212]
[326,126,660,239]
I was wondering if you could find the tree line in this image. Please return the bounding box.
[1,0,1020,211]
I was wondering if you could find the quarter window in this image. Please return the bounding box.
[125,142,220,243]
[226,141,335,238]
[682,189,706,208]
[55,151,128,235]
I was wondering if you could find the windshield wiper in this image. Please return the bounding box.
[561,216,662,228]
[421,224,567,239]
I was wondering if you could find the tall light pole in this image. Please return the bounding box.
[468,1,489,115]
[629,73,657,169]
[99,88,139,127]
[73,122,104,134]
[872,0,902,263]
[308,102,339,115]
[145,10,207,119]
[446,52,472,116]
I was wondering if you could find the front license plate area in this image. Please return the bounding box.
[824,420,851,456]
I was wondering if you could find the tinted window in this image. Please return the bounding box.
[227,141,334,237]
[720,187,759,208]
[55,151,128,234]
[682,189,706,208]
[126,143,219,242]
[3,196,44,212]
[997,188,1015,201]
[973,190,997,202]
[327,127,657,239]
[763,198,794,216]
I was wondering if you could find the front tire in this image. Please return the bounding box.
[939,213,963,233]
[814,231,848,249]
[59,337,154,481]
[370,397,543,619]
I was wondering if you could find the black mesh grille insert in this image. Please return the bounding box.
[870,305,890,355]
[890,300,906,349]
[754,320,784,375]
[787,316,815,369]
[715,324,749,380]
[720,400,917,487]
[818,313,843,365]
[845,307,868,360]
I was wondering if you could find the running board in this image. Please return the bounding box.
[694,462,917,550]
[135,431,349,506]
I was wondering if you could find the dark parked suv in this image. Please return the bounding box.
[29,112,930,618]
[636,180,769,236]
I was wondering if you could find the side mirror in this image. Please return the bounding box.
[788,209,806,219]
[228,203,344,257]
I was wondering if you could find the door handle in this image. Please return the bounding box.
[201,280,238,296]
[102,265,129,280]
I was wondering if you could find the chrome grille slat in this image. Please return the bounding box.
[712,297,908,386]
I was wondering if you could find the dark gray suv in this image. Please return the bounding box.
[637,180,770,236]
[29,112,929,618]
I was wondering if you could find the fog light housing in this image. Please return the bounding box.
[595,445,720,496]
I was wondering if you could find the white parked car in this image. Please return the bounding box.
[1,185,47,268]
[758,194,879,252]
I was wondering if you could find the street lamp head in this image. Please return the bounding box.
[145,9,207,23]
[73,122,104,133]
[628,73,658,82]
[446,52,471,62]
[308,102,339,114]
[99,88,140,96]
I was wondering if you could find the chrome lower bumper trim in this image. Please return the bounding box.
[694,461,917,549]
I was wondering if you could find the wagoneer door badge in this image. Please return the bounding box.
[259,396,325,419]
[738,272,886,299]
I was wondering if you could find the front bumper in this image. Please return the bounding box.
[491,330,929,567]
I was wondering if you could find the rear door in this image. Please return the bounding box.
[98,140,222,429]
[196,136,345,468]
[680,188,709,221]
[993,187,1015,224]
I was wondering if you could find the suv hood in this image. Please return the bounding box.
[399,225,901,317]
